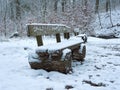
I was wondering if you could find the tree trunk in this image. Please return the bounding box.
[98,11,102,29]
[109,0,113,26]
[106,0,109,12]
[15,0,21,21]
[42,0,47,22]
[3,0,8,37]
[54,0,58,12]
[95,0,99,13]
[61,0,66,12]
[72,0,76,9]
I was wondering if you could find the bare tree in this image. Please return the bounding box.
[109,0,113,27]
[2,0,8,37]
[95,0,102,28]
[106,0,110,12]
[54,0,58,12]
[95,0,99,13]
[0,0,95,37]
[61,0,66,12]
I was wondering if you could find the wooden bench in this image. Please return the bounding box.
[27,23,86,73]
[27,23,72,46]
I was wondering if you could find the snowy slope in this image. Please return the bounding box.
[0,36,120,90]
[92,10,120,38]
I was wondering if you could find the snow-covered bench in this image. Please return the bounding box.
[27,23,86,73]
[27,23,72,46]
[36,37,83,51]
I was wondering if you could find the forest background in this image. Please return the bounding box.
[0,0,120,37]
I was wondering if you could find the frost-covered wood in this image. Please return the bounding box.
[35,37,84,52]
[27,23,72,46]
[27,23,71,36]
[28,35,86,73]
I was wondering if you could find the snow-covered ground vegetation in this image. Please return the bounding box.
[92,10,120,38]
[0,36,120,90]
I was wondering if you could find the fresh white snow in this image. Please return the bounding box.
[92,10,120,38]
[36,36,83,53]
[0,36,120,90]
[0,8,120,90]
[62,48,71,61]
[27,23,71,28]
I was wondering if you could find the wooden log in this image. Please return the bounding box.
[36,35,43,46]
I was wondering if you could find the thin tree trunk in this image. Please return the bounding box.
[106,0,109,12]
[42,0,47,22]
[95,0,99,13]
[61,0,66,12]
[109,0,113,26]
[3,0,8,37]
[98,11,102,29]
[96,0,102,29]
[72,0,76,9]
[54,0,58,12]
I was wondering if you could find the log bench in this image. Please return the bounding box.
[27,23,86,73]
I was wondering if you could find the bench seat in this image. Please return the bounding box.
[36,36,83,53]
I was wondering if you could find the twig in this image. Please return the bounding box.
[82,80,106,87]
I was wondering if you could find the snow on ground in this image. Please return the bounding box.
[92,10,120,37]
[0,36,120,90]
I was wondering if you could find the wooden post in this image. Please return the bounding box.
[56,33,61,43]
[64,32,70,39]
[36,35,43,46]
[74,32,79,36]
[64,33,67,39]
[66,32,70,39]
[76,32,79,36]
[27,25,33,37]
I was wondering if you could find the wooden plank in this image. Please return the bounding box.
[64,33,70,39]
[27,23,71,36]
[56,33,61,43]
[66,33,70,39]
[36,35,43,46]
[64,33,67,39]
[27,25,33,36]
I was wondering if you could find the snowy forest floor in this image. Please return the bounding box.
[0,36,120,90]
